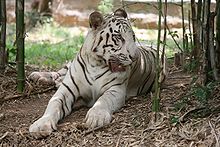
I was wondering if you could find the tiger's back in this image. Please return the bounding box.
[127,45,164,98]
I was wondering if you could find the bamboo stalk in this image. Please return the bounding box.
[0,0,6,74]
[181,0,185,52]
[162,0,167,62]
[16,0,25,92]
[152,0,162,112]
[191,0,201,72]
[188,10,193,53]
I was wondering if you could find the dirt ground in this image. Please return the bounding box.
[0,65,220,147]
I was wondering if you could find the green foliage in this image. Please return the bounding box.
[170,115,179,125]
[191,81,215,105]
[98,0,113,14]
[183,59,198,72]
[173,77,216,114]
[7,41,16,62]
[173,96,188,112]
[33,22,71,39]
[6,23,84,68]
[6,24,17,62]
[168,30,179,39]
[25,35,84,68]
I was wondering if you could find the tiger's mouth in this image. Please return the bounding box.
[108,60,126,72]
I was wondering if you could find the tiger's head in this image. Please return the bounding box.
[83,8,138,72]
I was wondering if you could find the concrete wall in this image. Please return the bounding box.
[6,0,216,29]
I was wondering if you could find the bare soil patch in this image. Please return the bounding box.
[0,65,219,146]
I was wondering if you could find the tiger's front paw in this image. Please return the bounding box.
[85,107,112,128]
[29,116,57,139]
[28,72,55,85]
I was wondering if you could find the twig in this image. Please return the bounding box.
[115,135,121,147]
[0,132,9,141]
[0,113,5,120]
[179,107,212,122]
[83,123,110,136]
[3,86,56,101]
[167,75,191,79]
[115,127,125,147]
[83,120,118,136]
[208,121,220,147]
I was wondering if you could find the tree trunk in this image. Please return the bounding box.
[197,0,203,55]
[216,0,220,77]
[16,0,25,92]
[209,12,218,81]
[191,0,201,71]
[39,0,51,13]
[0,0,6,74]
[203,0,213,83]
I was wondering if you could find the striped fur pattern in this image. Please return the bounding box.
[29,9,167,138]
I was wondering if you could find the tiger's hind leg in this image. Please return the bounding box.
[28,62,71,87]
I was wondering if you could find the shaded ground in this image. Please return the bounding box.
[0,65,220,146]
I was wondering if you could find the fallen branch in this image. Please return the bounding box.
[3,86,56,101]
[179,106,216,122]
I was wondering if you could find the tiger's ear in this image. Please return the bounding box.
[114,8,127,18]
[89,11,103,30]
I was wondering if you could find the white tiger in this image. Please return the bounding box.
[29,8,167,138]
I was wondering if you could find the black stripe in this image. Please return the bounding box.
[137,60,153,94]
[106,33,110,45]
[109,27,113,33]
[61,92,71,112]
[103,44,113,48]
[62,82,76,100]
[111,35,118,46]
[97,36,103,46]
[69,67,80,94]
[136,49,151,94]
[109,78,128,89]
[77,56,92,85]
[146,79,155,94]
[129,60,139,80]
[138,73,152,94]
[57,72,62,77]
[100,30,104,34]
[101,77,117,90]
[79,54,89,73]
[95,69,109,80]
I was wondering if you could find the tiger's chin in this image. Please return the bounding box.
[109,62,126,72]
